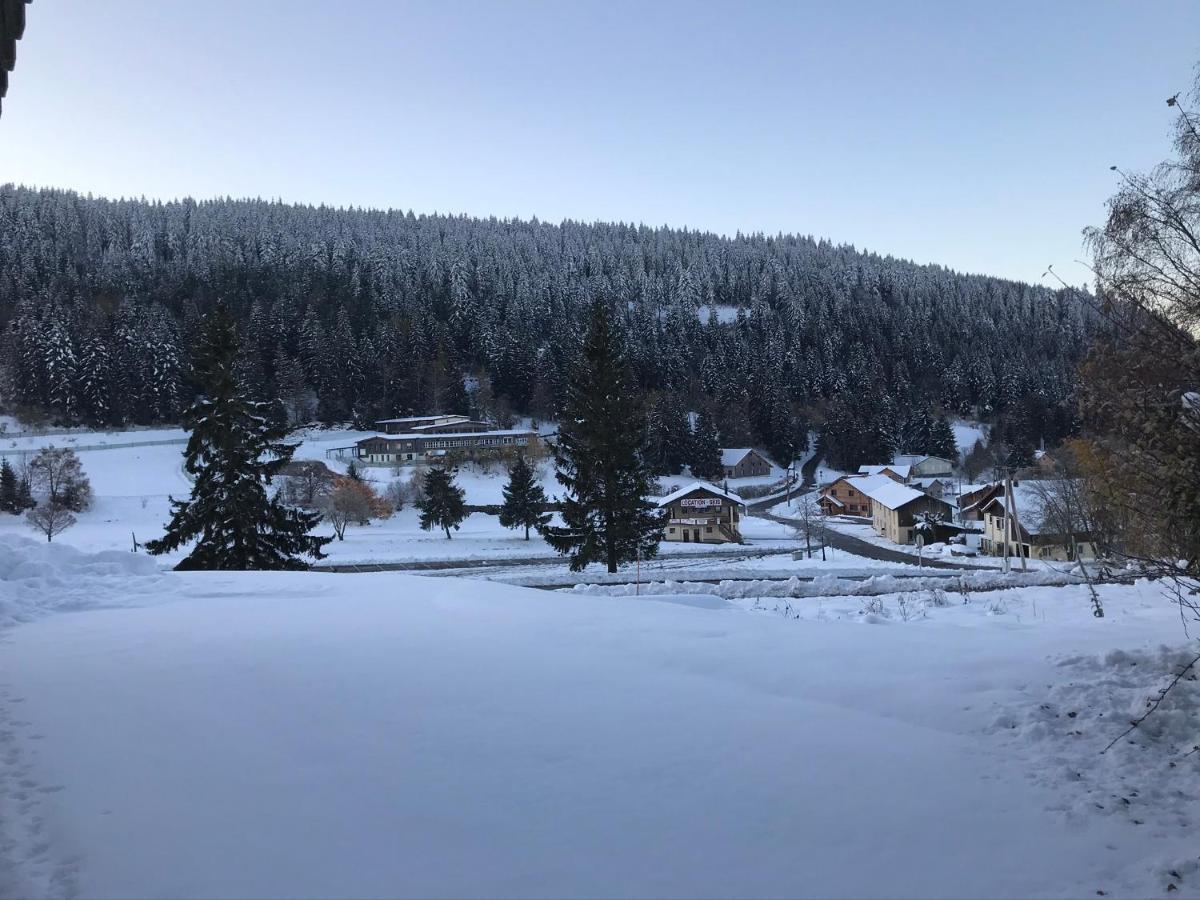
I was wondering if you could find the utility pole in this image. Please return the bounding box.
[1001,470,1011,575]
[1006,468,1027,573]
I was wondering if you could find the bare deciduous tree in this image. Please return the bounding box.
[26,503,76,542]
[27,446,92,511]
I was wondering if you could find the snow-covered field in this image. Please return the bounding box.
[1,535,1197,898]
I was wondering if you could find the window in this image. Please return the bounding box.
[706,526,713,533]
[668,527,676,534]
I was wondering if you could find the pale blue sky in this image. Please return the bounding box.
[1,1,1197,285]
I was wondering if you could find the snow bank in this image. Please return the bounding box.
[568,568,1083,601]
[0,535,162,628]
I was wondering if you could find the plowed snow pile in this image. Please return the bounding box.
[0,535,163,627]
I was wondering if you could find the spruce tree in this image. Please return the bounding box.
[145,304,331,570]
[417,467,467,538]
[928,416,959,461]
[498,454,550,539]
[0,458,17,514]
[544,301,665,573]
[689,411,724,481]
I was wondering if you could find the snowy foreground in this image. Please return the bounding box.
[1,536,1199,899]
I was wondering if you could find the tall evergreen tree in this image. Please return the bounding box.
[0,458,18,514]
[544,301,665,573]
[927,416,959,461]
[145,305,330,570]
[417,466,467,538]
[498,454,550,540]
[689,410,724,481]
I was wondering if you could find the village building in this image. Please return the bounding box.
[859,480,954,545]
[721,448,775,479]
[957,483,1004,522]
[909,476,949,498]
[658,481,745,544]
[856,464,911,482]
[818,473,894,517]
[978,482,1096,561]
[374,414,498,436]
[892,454,955,478]
[353,428,541,466]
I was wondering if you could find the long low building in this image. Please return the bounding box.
[355,429,542,465]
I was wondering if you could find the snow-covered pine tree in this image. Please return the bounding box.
[498,454,550,540]
[928,416,959,461]
[544,301,665,573]
[689,410,723,481]
[417,467,466,539]
[76,333,112,425]
[144,304,331,570]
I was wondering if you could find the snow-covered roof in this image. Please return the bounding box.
[827,473,894,495]
[359,428,537,443]
[857,464,912,479]
[956,483,990,498]
[909,477,945,488]
[657,481,745,507]
[859,479,947,511]
[893,454,953,469]
[720,448,756,467]
[374,413,468,425]
[820,494,845,508]
[980,483,1055,534]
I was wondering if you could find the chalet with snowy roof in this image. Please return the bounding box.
[978,481,1095,561]
[658,482,744,544]
[819,473,894,517]
[857,464,911,482]
[721,448,774,480]
[909,476,950,499]
[957,483,1003,522]
[859,479,954,545]
[891,454,954,478]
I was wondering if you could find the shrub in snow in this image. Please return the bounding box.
[859,597,889,619]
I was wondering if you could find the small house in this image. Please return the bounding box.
[857,464,911,482]
[892,454,954,478]
[721,448,774,480]
[658,481,745,544]
[860,480,954,545]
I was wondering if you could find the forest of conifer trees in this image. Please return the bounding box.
[0,184,1095,468]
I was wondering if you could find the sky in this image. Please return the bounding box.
[0,1,1197,287]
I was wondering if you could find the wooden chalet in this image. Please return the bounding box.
[721,448,774,479]
[818,473,894,518]
[978,482,1096,561]
[859,479,954,545]
[856,464,911,482]
[957,483,1004,522]
[658,482,745,544]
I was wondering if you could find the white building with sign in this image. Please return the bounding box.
[657,481,745,544]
